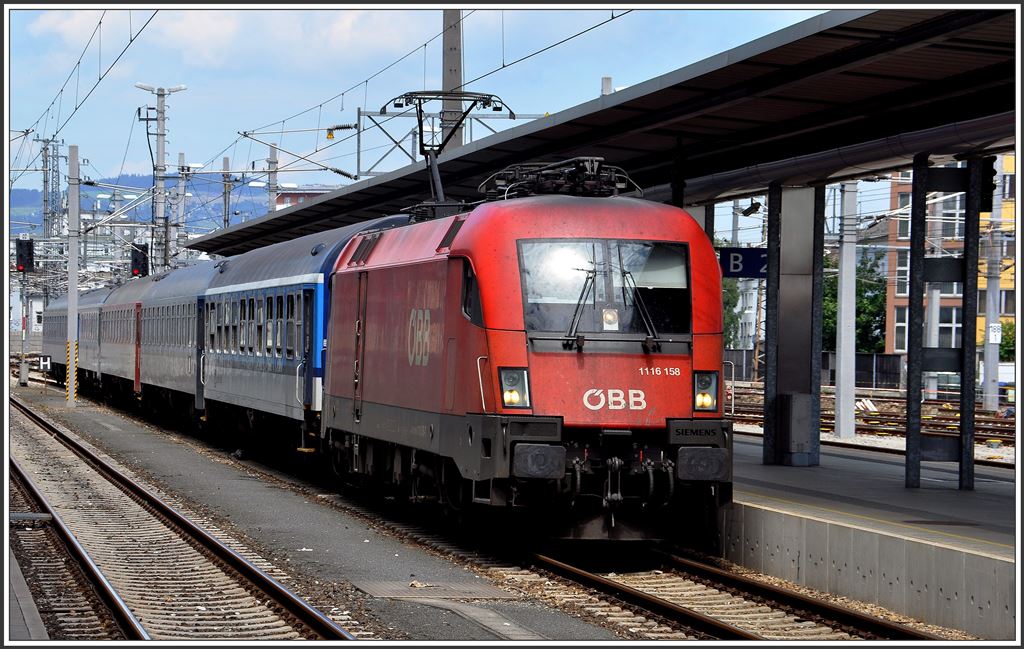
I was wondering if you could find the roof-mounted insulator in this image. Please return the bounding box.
[477,157,641,200]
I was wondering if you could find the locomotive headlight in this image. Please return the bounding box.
[693,371,718,411]
[500,368,530,408]
[602,308,619,331]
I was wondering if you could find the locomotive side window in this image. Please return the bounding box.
[461,259,484,326]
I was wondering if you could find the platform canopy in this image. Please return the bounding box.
[189,8,1016,256]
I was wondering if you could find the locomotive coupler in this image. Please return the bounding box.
[603,456,624,509]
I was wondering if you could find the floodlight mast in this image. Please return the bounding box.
[381,91,514,202]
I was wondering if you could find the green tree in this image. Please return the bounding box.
[821,251,887,353]
[1000,320,1015,362]
[714,238,741,348]
[722,278,740,348]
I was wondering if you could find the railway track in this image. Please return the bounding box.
[530,552,941,641]
[9,397,354,641]
[302,499,943,641]
[728,403,1016,446]
[9,474,124,640]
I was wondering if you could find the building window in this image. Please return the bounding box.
[939,194,964,239]
[894,306,907,353]
[937,281,962,297]
[895,250,909,296]
[1001,232,1015,259]
[1002,289,1015,315]
[1003,173,1015,201]
[938,306,962,348]
[896,192,911,239]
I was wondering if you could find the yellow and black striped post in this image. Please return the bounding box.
[65,339,78,404]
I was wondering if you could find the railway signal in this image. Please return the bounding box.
[16,238,34,272]
[130,244,149,277]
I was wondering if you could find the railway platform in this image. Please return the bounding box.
[8,549,49,641]
[726,423,1016,639]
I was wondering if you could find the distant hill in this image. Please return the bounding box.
[11,173,274,227]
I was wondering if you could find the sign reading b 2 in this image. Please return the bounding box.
[717,247,767,278]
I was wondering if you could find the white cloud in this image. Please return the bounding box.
[150,11,241,67]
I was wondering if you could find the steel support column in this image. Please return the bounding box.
[763,185,821,466]
[957,157,987,490]
[905,153,929,488]
[762,183,781,465]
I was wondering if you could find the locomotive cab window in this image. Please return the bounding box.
[518,239,692,336]
[461,259,484,326]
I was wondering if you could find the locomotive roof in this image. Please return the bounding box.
[206,215,408,291]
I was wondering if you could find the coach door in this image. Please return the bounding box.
[195,297,206,411]
[134,302,142,393]
[352,272,368,421]
[298,288,315,408]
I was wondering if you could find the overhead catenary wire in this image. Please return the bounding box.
[10,10,159,187]
[454,10,634,91]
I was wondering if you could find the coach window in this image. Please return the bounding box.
[208,303,216,351]
[286,294,295,358]
[294,293,303,357]
[229,299,237,353]
[221,299,229,352]
[229,300,235,352]
[247,298,255,355]
[276,294,284,357]
[263,296,273,355]
[239,299,247,353]
[256,298,264,357]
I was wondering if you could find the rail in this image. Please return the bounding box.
[10,397,354,641]
[10,459,150,640]
[532,553,762,640]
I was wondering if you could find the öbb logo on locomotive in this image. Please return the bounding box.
[582,388,648,411]
[407,308,430,367]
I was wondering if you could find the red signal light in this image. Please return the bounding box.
[132,268,140,275]
[17,264,25,272]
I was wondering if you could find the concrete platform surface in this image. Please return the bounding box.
[727,432,1016,639]
[8,549,50,641]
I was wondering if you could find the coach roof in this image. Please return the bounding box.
[205,215,409,292]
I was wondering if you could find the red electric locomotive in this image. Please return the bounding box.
[322,159,731,541]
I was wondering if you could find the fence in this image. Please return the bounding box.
[723,349,904,389]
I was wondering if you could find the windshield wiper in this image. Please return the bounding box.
[563,269,596,350]
[621,270,661,353]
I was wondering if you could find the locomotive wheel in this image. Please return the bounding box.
[441,460,472,523]
[325,431,348,477]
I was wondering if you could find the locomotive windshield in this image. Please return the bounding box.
[518,239,691,336]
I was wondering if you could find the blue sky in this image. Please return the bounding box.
[8,7,842,236]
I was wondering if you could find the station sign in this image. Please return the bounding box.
[717,247,767,279]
